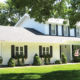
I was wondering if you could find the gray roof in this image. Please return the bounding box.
[0,26,80,44]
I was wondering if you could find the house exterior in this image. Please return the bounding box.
[0,14,80,65]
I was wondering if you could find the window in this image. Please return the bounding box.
[70,28,75,36]
[20,47,23,55]
[16,47,19,56]
[43,47,45,55]
[39,46,53,57]
[51,25,56,35]
[11,45,28,58]
[46,47,49,55]
[64,27,68,36]
[58,25,62,36]
[76,27,80,37]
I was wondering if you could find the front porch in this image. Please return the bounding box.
[60,45,73,62]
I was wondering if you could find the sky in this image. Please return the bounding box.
[0,0,6,3]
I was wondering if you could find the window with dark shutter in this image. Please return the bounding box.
[24,46,28,58]
[39,46,42,57]
[11,45,15,58]
[50,46,53,57]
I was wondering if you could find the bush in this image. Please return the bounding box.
[33,54,41,65]
[0,56,3,64]
[73,56,80,62]
[61,54,67,64]
[55,60,62,64]
[8,58,15,67]
[44,57,50,65]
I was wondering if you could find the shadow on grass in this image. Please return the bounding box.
[0,70,80,80]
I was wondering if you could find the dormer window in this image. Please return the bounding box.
[76,27,80,37]
[51,24,56,35]
[64,27,68,36]
[58,25,62,36]
[70,28,75,37]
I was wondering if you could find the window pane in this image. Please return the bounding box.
[20,47,23,51]
[51,25,56,35]
[20,52,23,55]
[64,27,68,36]
[58,25,62,36]
[46,47,49,51]
[76,28,80,37]
[16,52,19,56]
[43,47,45,51]
[70,28,75,36]
[16,47,19,51]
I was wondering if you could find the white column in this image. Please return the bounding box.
[70,45,73,61]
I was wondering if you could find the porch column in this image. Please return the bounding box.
[70,45,73,61]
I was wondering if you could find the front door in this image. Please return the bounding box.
[60,45,71,62]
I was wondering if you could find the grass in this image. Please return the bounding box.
[0,64,80,80]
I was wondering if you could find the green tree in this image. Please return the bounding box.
[0,2,9,25]
[11,0,80,27]
[0,0,27,26]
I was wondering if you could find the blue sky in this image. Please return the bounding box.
[0,0,6,3]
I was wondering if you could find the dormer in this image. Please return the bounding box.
[15,14,79,38]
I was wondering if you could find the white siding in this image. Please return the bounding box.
[19,18,48,34]
[50,44,60,63]
[0,41,62,65]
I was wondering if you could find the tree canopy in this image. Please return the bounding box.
[0,0,80,27]
[10,0,80,27]
[0,0,26,26]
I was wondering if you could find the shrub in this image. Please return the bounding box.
[0,56,3,64]
[33,54,41,65]
[8,58,15,67]
[61,54,67,64]
[55,60,62,64]
[73,56,80,62]
[44,57,50,65]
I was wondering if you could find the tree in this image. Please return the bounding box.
[0,2,9,25]
[0,0,27,26]
[11,0,80,27]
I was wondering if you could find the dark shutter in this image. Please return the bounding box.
[72,45,74,56]
[75,27,76,37]
[49,24,51,35]
[62,25,64,36]
[56,25,58,36]
[24,45,28,58]
[50,46,53,57]
[11,45,15,58]
[68,27,70,37]
[39,46,42,57]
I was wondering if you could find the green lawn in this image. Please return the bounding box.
[0,64,80,80]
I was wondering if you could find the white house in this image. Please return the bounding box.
[0,14,80,65]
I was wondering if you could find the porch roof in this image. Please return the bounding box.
[0,26,80,44]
